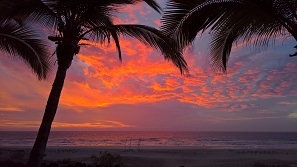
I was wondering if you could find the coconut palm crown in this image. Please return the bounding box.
[9,0,188,71]
[161,0,297,71]
[2,0,188,167]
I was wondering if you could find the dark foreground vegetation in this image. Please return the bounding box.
[0,160,291,167]
[0,161,124,167]
[0,151,124,167]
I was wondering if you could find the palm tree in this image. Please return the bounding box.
[0,20,49,80]
[161,0,297,71]
[2,1,188,167]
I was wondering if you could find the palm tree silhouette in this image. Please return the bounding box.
[161,0,297,72]
[0,20,49,79]
[2,0,188,167]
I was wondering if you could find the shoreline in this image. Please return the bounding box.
[1,146,297,167]
[1,144,297,149]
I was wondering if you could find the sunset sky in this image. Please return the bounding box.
[1,1,297,132]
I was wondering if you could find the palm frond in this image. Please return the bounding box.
[208,1,285,71]
[98,0,162,13]
[109,30,122,62]
[162,0,240,48]
[50,0,161,27]
[83,24,188,74]
[0,20,50,80]
[162,0,297,72]
[86,25,123,61]
[45,0,162,42]
[139,0,161,13]
[114,24,188,74]
[0,0,58,29]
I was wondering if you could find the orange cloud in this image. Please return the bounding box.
[153,20,161,26]
[1,1,297,131]
[0,119,40,128]
[52,120,132,128]
[0,119,132,129]
[0,107,23,112]
[278,101,297,105]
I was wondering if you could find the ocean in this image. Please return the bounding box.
[0,131,296,149]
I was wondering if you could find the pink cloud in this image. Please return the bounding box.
[217,116,284,121]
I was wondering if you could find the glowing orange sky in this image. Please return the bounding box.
[0,1,297,131]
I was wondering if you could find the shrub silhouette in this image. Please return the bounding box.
[91,151,123,167]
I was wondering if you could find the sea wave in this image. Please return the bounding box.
[0,131,296,149]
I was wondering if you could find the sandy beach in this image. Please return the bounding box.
[1,146,297,167]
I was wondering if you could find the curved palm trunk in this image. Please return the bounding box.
[27,65,68,167]
[27,43,76,167]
